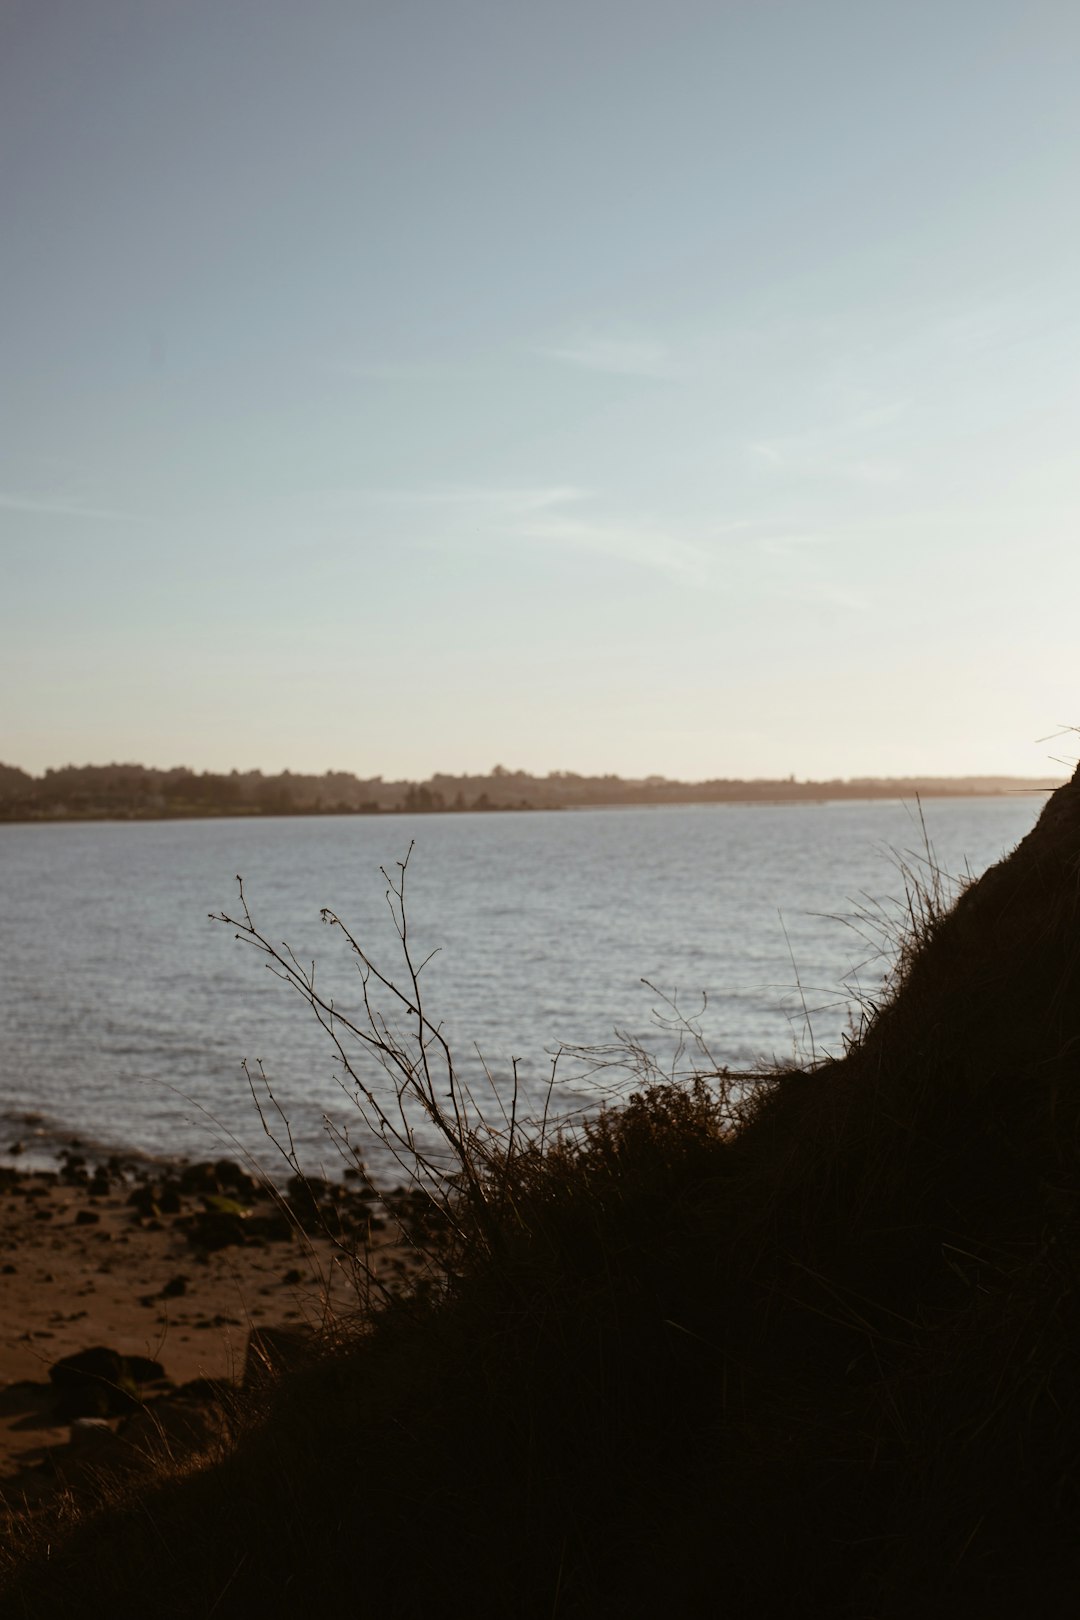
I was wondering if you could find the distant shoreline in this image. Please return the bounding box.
[0,760,1061,824]
[0,786,1056,826]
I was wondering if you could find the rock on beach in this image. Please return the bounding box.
[0,1151,419,1498]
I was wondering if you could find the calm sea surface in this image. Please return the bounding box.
[0,797,1044,1179]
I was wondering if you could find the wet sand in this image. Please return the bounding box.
[0,1153,421,1494]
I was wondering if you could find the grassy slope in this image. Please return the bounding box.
[5,768,1080,1618]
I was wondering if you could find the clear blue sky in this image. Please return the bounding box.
[3,0,1077,780]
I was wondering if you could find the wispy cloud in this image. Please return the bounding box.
[752,530,870,613]
[747,405,905,486]
[314,482,708,582]
[755,533,838,561]
[538,333,678,379]
[515,515,707,582]
[780,578,871,614]
[310,484,589,515]
[322,358,462,383]
[0,491,139,521]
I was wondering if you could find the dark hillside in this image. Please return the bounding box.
[4,768,1080,1617]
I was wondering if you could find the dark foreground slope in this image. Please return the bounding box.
[5,769,1080,1618]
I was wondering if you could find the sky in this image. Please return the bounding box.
[2,0,1078,782]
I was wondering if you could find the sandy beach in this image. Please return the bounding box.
[0,1151,420,1504]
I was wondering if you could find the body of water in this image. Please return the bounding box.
[0,796,1045,1179]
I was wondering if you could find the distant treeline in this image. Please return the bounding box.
[0,761,1058,822]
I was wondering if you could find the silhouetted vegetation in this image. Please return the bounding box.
[3,766,1080,1614]
[0,758,1056,822]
